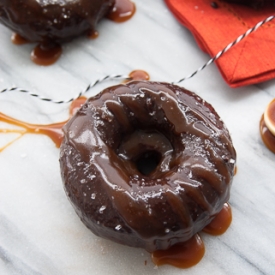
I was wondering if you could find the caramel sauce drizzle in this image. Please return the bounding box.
[0,97,86,151]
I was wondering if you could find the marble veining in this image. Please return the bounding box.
[0,1,275,274]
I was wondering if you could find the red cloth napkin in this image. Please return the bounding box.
[165,0,275,87]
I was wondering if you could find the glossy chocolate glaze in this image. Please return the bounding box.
[60,81,236,252]
[0,0,115,43]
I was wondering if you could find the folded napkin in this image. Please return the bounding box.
[165,0,275,87]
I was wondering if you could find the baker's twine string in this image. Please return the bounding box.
[1,74,131,104]
[0,15,274,104]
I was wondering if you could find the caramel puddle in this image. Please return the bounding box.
[152,203,232,268]
[31,43,62,66]
[152,234,205,269]
[107,0,136,23]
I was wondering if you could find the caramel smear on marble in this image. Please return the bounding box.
[0,97,86,151]
[0,70,150,151]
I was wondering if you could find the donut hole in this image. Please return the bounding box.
[117,130,175,178]
[135,150,162,176]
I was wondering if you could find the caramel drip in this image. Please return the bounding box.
[11,33,29,45]
[31,43,62,66]
[88,30,99,39]
[151,234,205,269]
[151,203,231,268]
[69,96,87,115]
[203,203,232,235]
[107,0,136,22]
[260,114,275,154]
[0,97,86,151]
[128,70,150,81]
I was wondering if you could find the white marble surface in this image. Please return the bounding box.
[0,1,275,274]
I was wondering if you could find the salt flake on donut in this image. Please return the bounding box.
[59,80,236,267]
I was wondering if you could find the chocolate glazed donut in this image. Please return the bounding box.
[60,81,236,252]
[0,0,115,43]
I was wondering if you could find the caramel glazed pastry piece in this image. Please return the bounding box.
[60,81,236,252]
[0,0,115,44]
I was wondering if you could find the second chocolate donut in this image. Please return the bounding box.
[0,0,115,43]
